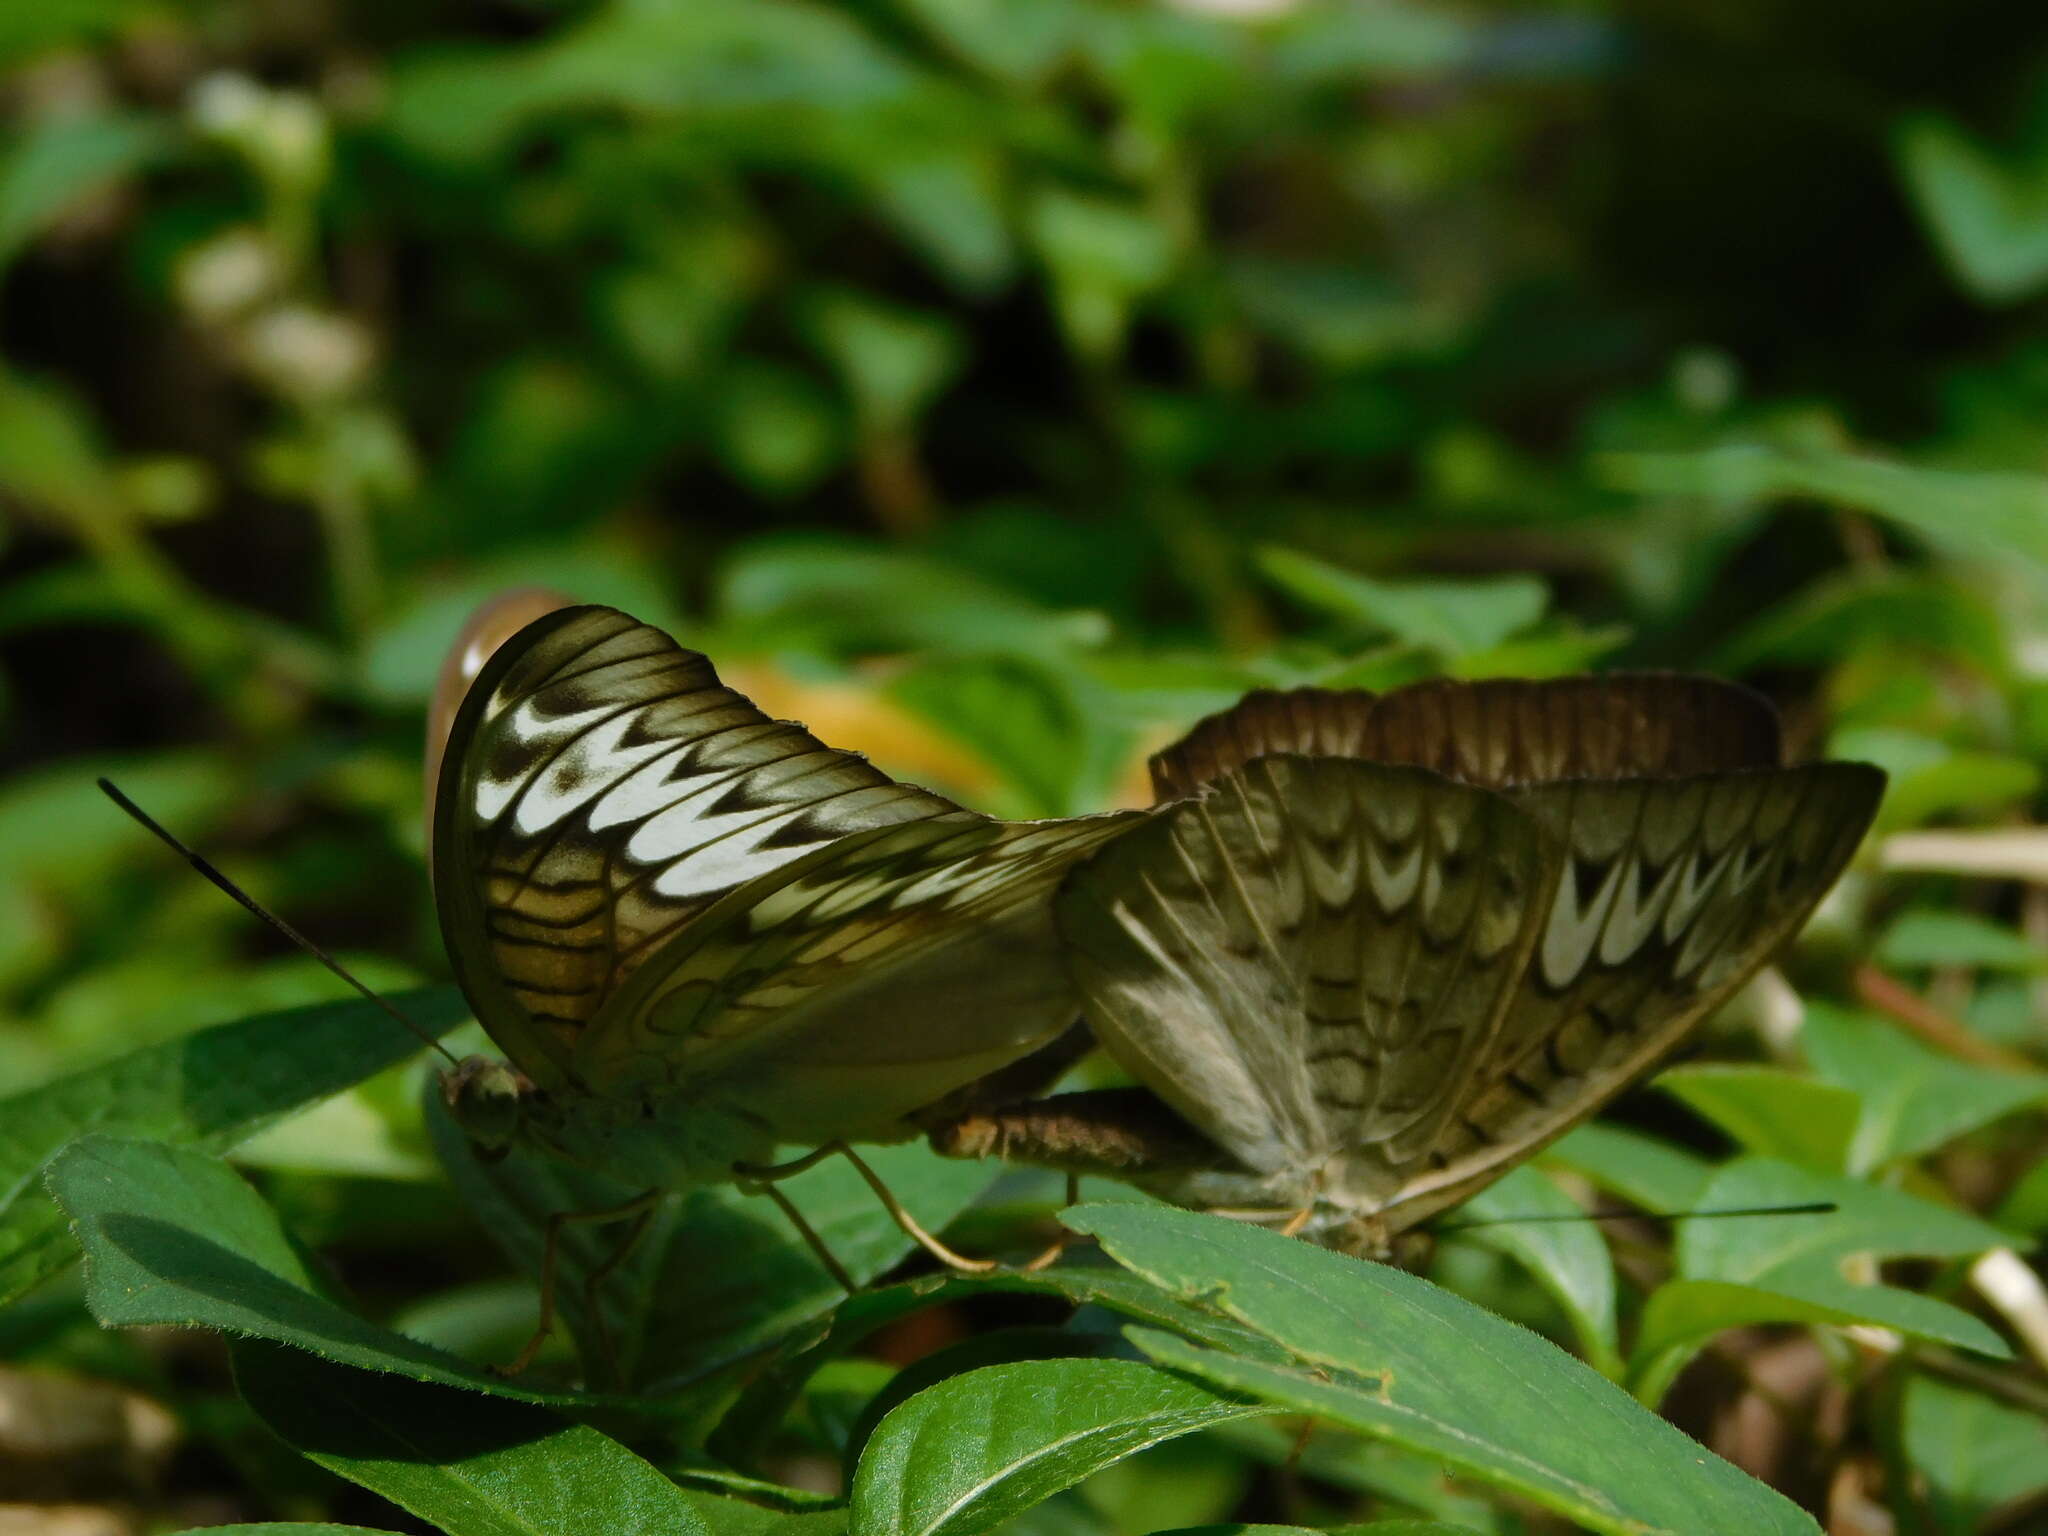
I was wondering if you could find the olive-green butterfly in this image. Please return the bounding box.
[112,595,1138,1372]
[429,600,1139,1192]
[933,677,1885,1256]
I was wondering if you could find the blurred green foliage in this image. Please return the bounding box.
[3,0,2048,1531]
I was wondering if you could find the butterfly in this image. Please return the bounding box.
[107,592,1143,1377]
[929,676,1885,1256]
[427,596,1141,1200]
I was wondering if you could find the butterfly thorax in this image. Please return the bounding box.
[441,1052,779,1186]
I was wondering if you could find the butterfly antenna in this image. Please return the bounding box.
[98,777,461,1067]
[1438,1201,1837,1233]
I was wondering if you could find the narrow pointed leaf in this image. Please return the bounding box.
[1657,1066,1859,1172]
[46,1135,607,1410]
[1902,1374,2048,1534]
[1453,1164,1620,1375]
[1631,1157,2014,1396]
[1802,1003,2048,1172]
[1544,1123,1710,1213]
[0,987,466,1305]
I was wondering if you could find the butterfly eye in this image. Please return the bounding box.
[442,1055,531,1157]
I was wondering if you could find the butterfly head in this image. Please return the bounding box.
[441,1054,534,1160]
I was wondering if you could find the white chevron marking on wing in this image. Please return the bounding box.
[1539,857,1626,990]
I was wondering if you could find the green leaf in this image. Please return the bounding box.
[1152,1527,1480,1536]
[0,111,169,271]
[1073,1430,1249,1533]
[360,549,680,706]
[1802,1002,2048,1172]
[430,1088,1000,1391]
[0,751,234,892]
[888,653,1105,817]
[716,533,1105,658]
[1447,622,1631,680]
[0,986,466,1307]
[1880,752,2040,830]
[849,1357,1268,1536]
[1223,259,1455,372]
[1266,1,1475,81]
[1594,445,2048,582]
[713,361,847,499]
[711,1261,1289,1468]
[802,288,965,433]
[1994,1154,2048,1235]
[1212,1421,1504,1532]
[0,365,126,533]
[1065,1204,1817,1536]
[1672,1159,2015,1285]
[0,1,135,70]
[1452,1165,1620,1376]
[1897,113,2048,304]
[235,1342,710,1535]
[1708,570,2010,677]
[894,0,1081,86]
[382,0,917,162]
[841,1326,1123,1469]
[1631,1157,2014,1398]
[1026,187,1176,362]
[166,1528,408,1535]
[1255,547,1548,657]
[1657,1066,1860,1172]
[677,1491,848,1536]
[1875,909,2048,972]
[1901,1373,2048,1534]
[1544,1123,1711,1214]
[47,1136,606,1410]
[860,134,1014,294]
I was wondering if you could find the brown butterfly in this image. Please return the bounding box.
[930,676,1885,1256]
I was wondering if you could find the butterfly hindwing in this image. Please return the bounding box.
[1056,755,1556,1205]
[1060,675,1880,1232]
[576,809,1142,1142]
[1384,760,1886,1229]
[433,605,958,1085]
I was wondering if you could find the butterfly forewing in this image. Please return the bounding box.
[433,605,959,1084]
[1057,756,1556,1207]
[1382,761,1885,1230]
[576,808,1142,1142]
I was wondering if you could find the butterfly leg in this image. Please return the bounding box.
[499,1188,661,1378]
[1013,1173,1082,1273]
[581,1203,658,1389]
[740,1174,860,1294]
[835,1143,998,1275]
